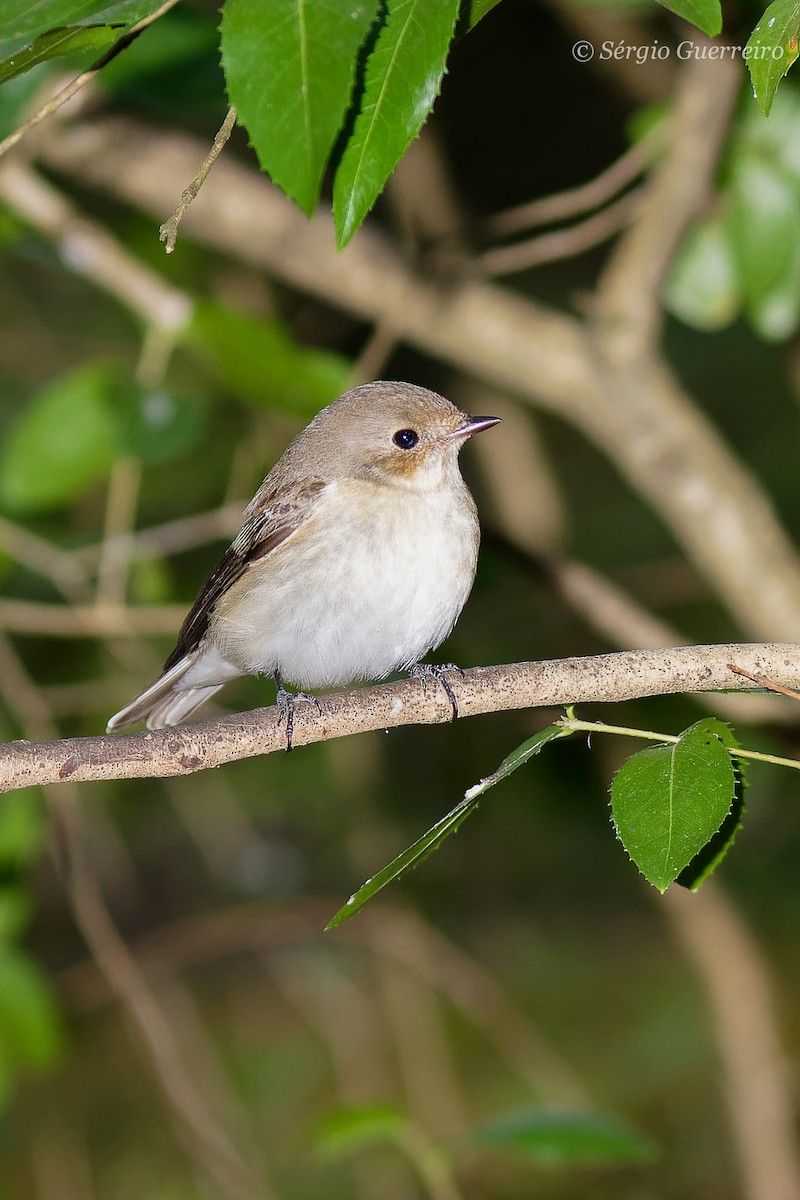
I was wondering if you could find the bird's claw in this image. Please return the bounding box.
[276,680,322,752]
[408,662,463,721]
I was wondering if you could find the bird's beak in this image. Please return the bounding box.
[446,415,501,441]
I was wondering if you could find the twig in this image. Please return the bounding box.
[485,138,652,238]
[3,644,800,794]
[159,107,238,253]
[0,0,183,162]
[728,664,800,702]
[477,187,643,276]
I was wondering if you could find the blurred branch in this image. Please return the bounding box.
[477,187,644,276]
[0,600,186,636]
[662,883,800,1200]
[35,66,800,643]
[0,0,182,161]
[2,644,800,793]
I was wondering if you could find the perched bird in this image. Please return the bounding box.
[107,381,500,740]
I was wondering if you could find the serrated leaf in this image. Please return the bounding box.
[746,0,800,116]
[654,0,721,36]
[0,0,159,59]
[333,0,461,247]
[0,363,119,512]
[315,1105,408,1157]
[474,1109,658,1167]
[186,302,349,416]
[611,719,737,892]
[729,150,800,340]
[221,0,379,214]
[664,214,740,332]
[0,23,119,84]
[678,720,746,890]
[464,724,572,801]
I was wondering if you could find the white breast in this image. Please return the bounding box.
[209,477,480,690]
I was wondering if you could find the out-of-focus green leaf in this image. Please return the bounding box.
[737,84,800,186]
[101,9,218,88]
[187,302,349,416]
[474,1109,658,1167]
[746,0,800,116]
[665,214,740,331]
[0,791,46,869]
[654,0,721,34]
[729,150,800,340]
[0,0,156,55]
[678,722,745,890]
[0,363,119,512]
[0,889,30,943]
[333,0,461,247]
[315,1105,408,1157]
[0,23,118,84]
[221,0,379,214]
[611,719,737,892]
[0,948,62,1071]
[116,387,210,466]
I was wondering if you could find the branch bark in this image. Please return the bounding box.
[3,644,799,794]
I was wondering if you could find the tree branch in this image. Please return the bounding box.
[3,645,799,794]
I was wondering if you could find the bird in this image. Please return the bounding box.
[106,380,500,742]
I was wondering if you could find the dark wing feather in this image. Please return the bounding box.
[163,479,327,670]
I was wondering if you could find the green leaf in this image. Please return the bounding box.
[221,0,380,214]
[610,719,737,892]
[186,302,350,417]
[315,1105,408,1157]
[678,721,746,890]
[729,150,800,340]
[0,363,119,512]
[333,0,461,247]
[0,0,157,56]
[746,0,800,116]
[464,723,573,801]
[664,214,740,332]
[0,947,62,1072]
[0,23,119,84]
[328,722,569,928]
[327,791,482,928]
[455,0,505,36]
[115,387,210,466]
[0,791,46,869]
[474,1109,658,1167]
[653,0,721,36]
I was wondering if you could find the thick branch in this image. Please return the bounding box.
[3,645,799,794]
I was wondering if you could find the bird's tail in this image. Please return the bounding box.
[106,652,225,732]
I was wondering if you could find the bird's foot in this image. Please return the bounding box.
[408,662,464,721]
[276,678,322,752]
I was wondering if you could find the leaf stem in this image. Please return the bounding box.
[559,716,800,773]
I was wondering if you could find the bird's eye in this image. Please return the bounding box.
[392,428,419,450]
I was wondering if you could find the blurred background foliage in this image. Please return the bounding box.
[1,0,800,1198]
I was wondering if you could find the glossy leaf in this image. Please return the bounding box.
[187,302,349,416]
[0,24,119,84]
[665,214,740,332]
[456,0,505,36]
[746,0,800,116]
[221,0,379,214]
[0,0,158,57]
[654,0,721,36]
[0,363,119,512]
[729,150,800,340]
[611,719,737,892]
[333,0,461,247]
[474,1109,658,1166]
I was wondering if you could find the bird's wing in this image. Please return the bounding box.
[163,478,329,670]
